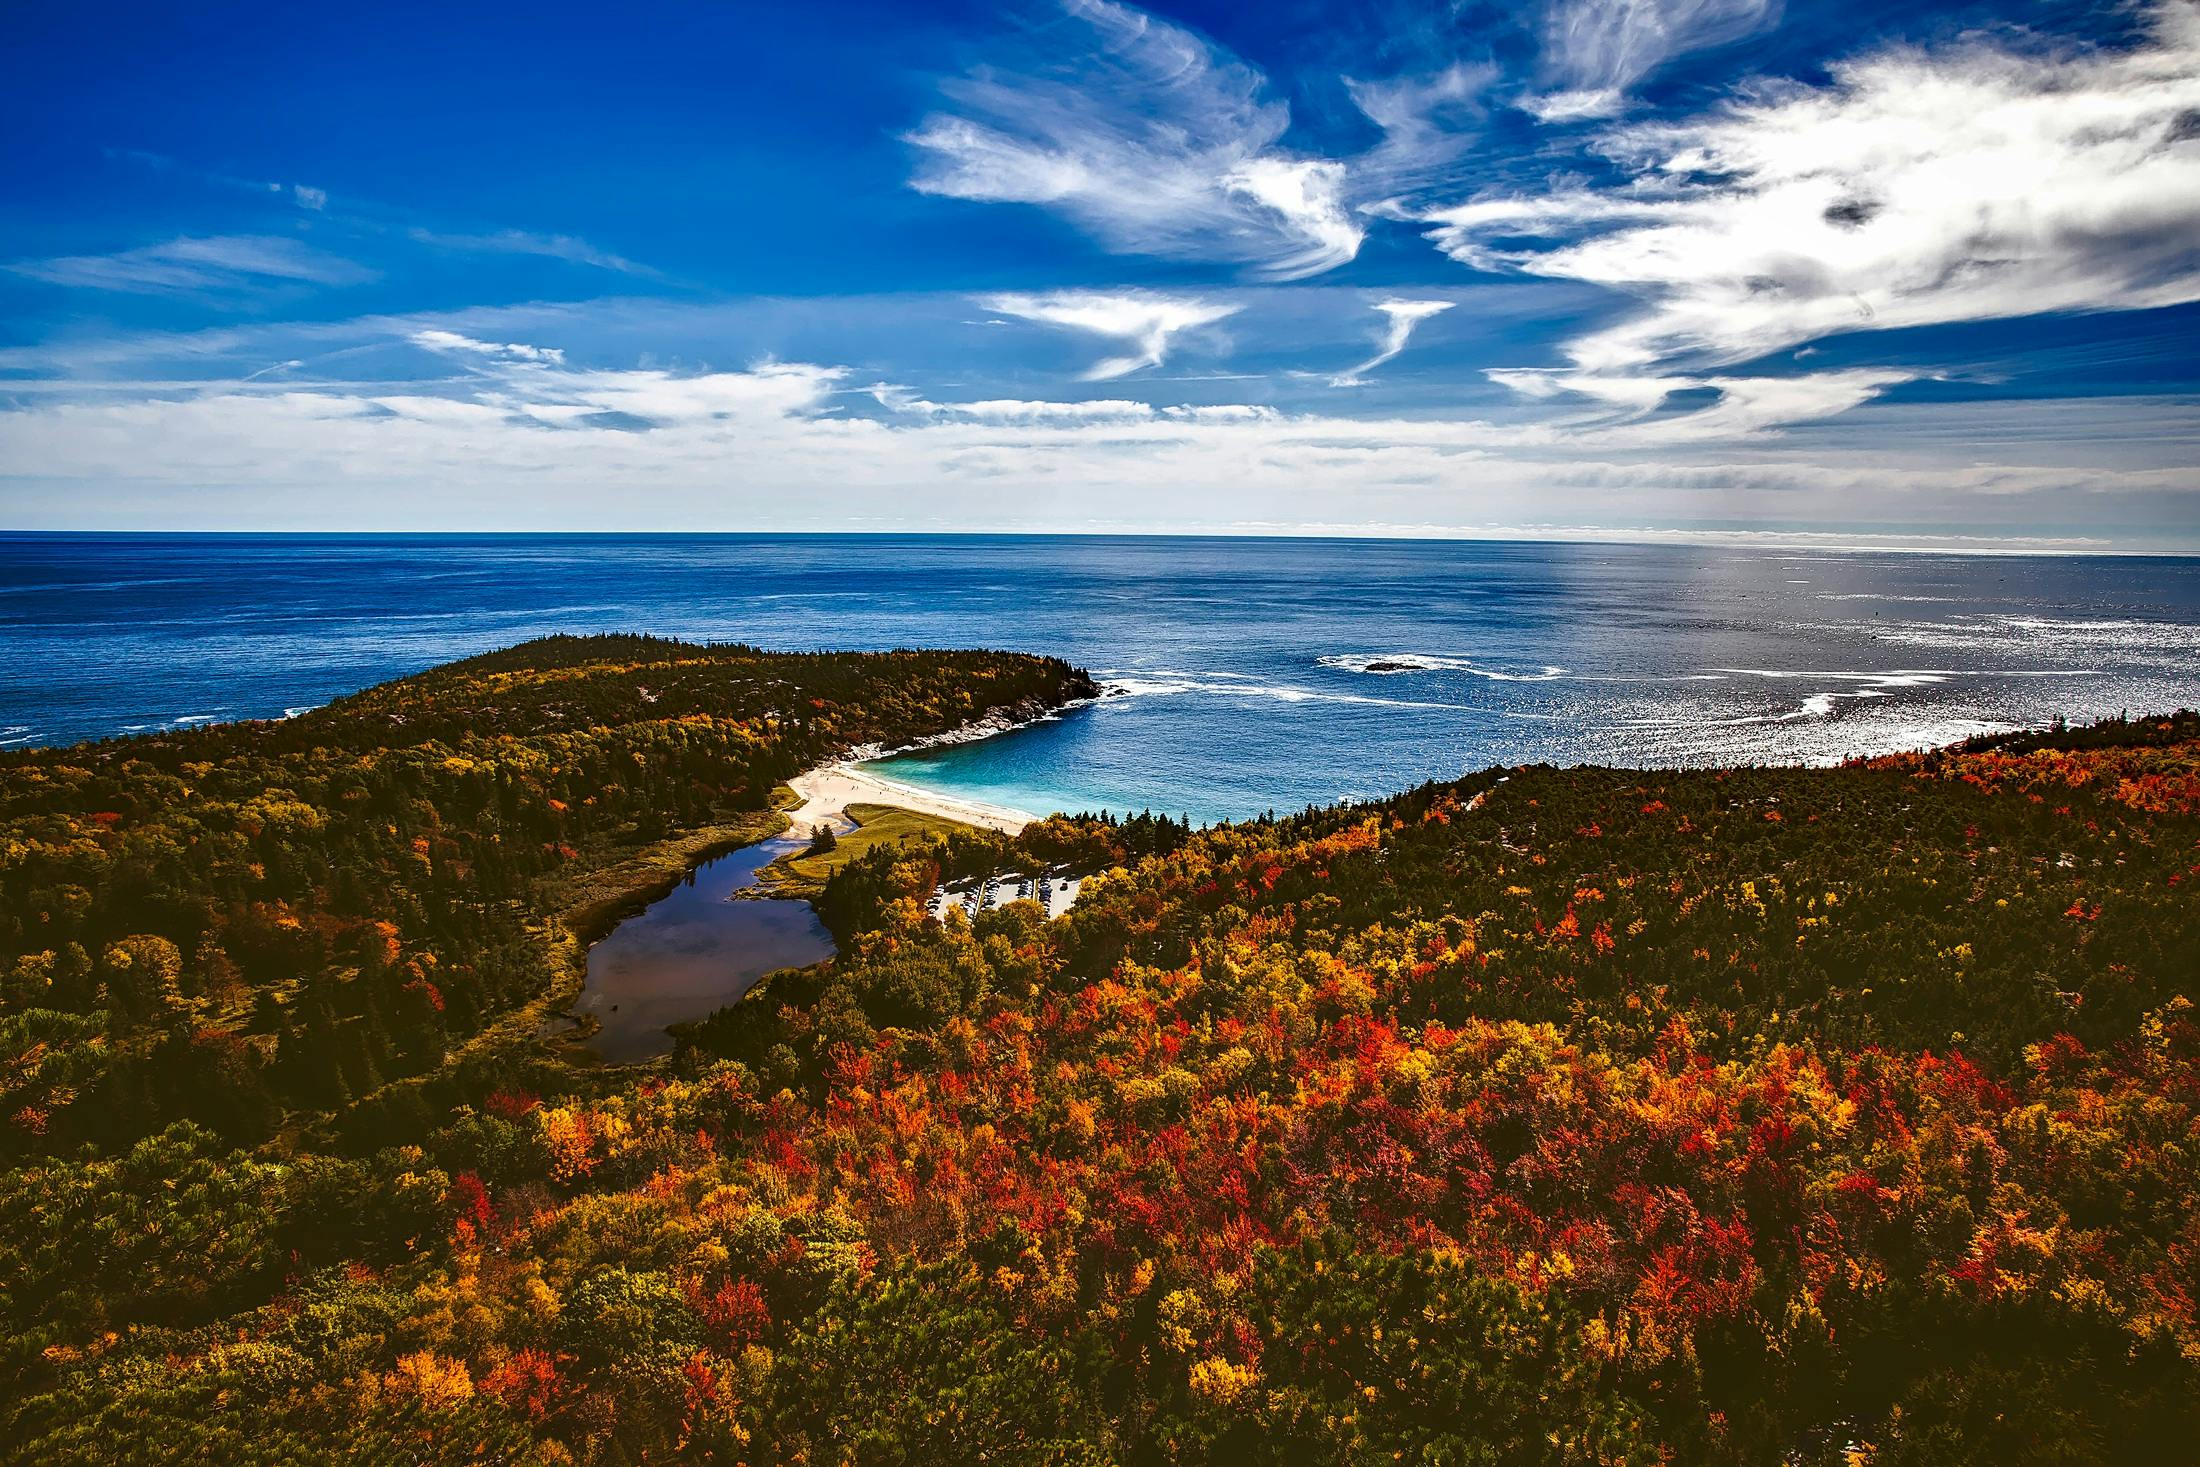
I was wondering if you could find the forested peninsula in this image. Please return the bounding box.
[3,639,2196,1464]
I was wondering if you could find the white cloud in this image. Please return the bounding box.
[905,0,1364,278]
[1534,0,1780,114]
[1480,364,1915,436]
[1433,1,2200,377]
[293,185,328,211]
[406,331,842,425]
[410,329,567,365]
[1218,158,1362,280]
[6,234,373,296]
[368,394,510,426]
[1479,364,1915,442]
[1162,403,1276,421]
[1,329,2189,546]
[543,361,841,425]
[1346,64,1496,189]
[405,227,657,277]
[2,295,2191,550]
[1331,299,1455,386]
[950,398,1157,422]
[1485,367,1691,412]
[981,290,1240,378]
[1631,368,1916,440]
[869,386,1158,422]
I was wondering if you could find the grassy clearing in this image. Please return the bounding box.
[762,801,983,897]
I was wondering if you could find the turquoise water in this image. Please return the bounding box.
[6,533,2198,824]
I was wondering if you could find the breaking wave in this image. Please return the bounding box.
[1098,670,1520,717]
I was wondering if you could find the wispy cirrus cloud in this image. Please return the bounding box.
[5,2,2194,548]
[1346,64,1496,188]
[906,0,1363,279]
[102,145,656,281]
[1531,0,1781,119]
[1331,299,1455,386]
[1481,364,1919,436]
[1449,0,2200,430]
[981,290,1240,378]
[406,228,659,277]
[386,334,843,430]
[105,148,333,215]
[1443,1,2200,370]
[6,234,374,298]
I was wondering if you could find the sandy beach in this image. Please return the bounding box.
[784,760,1038,835]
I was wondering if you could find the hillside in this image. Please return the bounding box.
[4,692,2197,1464]
[0,635,1096,1157]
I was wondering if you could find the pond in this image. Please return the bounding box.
[574,831,836,1063]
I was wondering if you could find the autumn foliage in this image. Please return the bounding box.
[2,674,2195,1464]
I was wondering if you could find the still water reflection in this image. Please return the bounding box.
[576,833,834,1063]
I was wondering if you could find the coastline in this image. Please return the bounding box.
[780,691,1084,837]
[543,697,1070,1057]
[784,759,1037,835]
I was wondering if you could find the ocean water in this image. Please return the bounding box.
[4,533,2197,825]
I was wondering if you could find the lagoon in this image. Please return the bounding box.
[574,830,833,1063]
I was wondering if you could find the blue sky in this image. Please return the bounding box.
[2,0,2197,549]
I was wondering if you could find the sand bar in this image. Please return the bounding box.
[785,761,1038,835]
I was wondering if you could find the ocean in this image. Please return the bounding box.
[4,532,2197,825]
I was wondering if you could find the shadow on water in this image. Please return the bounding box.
[575,833,834,1063]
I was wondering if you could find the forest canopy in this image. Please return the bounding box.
[2,652,2195,1465]
[0,634,1095,1154]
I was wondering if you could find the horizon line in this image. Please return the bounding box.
[0,524,2189,559]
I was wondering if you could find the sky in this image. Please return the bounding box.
[2,0,2197,550]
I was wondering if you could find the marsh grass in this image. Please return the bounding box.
[760,801,984,898]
